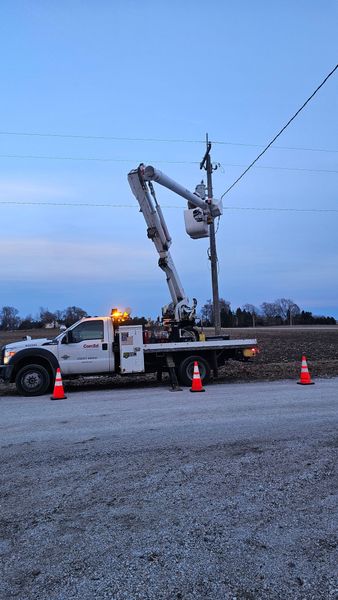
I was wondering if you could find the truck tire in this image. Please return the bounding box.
[15,364,51,397]
[177,355,211,387]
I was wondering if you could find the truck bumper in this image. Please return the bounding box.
[0,364,14,382]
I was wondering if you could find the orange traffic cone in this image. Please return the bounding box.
[50,368,67,399]
[297,355,314,385]
[190,361,205,393]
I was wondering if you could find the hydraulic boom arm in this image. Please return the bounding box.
[127,164,222,325]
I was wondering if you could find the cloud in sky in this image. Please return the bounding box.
[0,178,74,200]
[0,238,154,282]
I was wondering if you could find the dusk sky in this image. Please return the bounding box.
[1,1,337,320]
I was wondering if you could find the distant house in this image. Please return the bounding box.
[44,321,60,329]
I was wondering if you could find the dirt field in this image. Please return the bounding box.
[222,326,338,383]
[1,326,338,395]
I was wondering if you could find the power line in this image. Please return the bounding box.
[0,129,337,153]
[224,206,338,213]
[223,164,338,174]
[0,132,204,143]
[0,200,337,213]
[216,142,338,153]
[0,201,137,207]
[0,154,194,164]
[0,154,337,174]
[221,63,338,198]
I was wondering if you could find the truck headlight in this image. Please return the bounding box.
[4,350,16,364]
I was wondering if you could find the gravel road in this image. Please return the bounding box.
[1,380,338,600]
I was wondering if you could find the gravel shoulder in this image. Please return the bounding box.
[1,380,338,600]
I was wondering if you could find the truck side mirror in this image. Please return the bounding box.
[61,331,73,344]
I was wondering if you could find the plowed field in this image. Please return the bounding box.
[1,326,337,394]
[222,326,338,382]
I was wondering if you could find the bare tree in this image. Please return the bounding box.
[275,298,300,325]
[261,302,280,320]
[288,301,300,325]
[0,306,21,330]
[200,298,231,326]
[19,314,39,329]
[242,304,259,327]
[55,310,66,325]
[39,307,57,327]
[200,299,213,325]
[63,306,88,327]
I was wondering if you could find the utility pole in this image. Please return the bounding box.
[200,134,221,336]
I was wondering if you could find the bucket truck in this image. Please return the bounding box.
[0,165,257,396]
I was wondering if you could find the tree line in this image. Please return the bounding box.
[0,306,88,330]
[200,298,336,327]
[0,298,336,331]
[0,305,150,331]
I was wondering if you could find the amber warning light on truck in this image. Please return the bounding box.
[111,308,130,322]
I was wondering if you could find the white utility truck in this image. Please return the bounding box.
[0,164,257,396]
[0,317,257,395]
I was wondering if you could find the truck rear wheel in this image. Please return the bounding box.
[15,364,51,396]
[177,355,211,387]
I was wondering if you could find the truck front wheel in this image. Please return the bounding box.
[15,364,51,396]
[177,355,211,387]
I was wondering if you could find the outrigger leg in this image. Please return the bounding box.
[166,354,182,392]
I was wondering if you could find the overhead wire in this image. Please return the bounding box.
[0,154,336,174]
[0,153,195,164]
[220,63,338,198]
[0,65,336,222]
[0,130,337,153]
[0,200,337,212]
[224,206,338,213]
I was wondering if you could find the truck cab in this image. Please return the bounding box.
[0,317,115,395]
[54,317,114,375]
